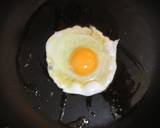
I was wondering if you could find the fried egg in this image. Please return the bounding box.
[46,26,119,96]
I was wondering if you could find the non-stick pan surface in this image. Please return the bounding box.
[0,0,160,128]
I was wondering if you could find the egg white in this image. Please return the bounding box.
[46,26,119,96]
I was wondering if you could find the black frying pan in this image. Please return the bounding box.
[0,0,160,128]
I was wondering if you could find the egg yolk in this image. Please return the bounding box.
[70,47,98,76]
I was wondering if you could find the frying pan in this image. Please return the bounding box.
[0,0,160,128]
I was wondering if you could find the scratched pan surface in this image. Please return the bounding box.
[0,0,159,128]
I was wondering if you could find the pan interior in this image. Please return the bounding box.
[16,0,151,127]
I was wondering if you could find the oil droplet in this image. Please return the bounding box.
[29,53,32,59]
[59,93,68,122]
[37,105,41,110]
[90,111,96,118]
[24,63,29,68]
[49,91,54,98]
[34,88,40,97]
[67,117,89,128]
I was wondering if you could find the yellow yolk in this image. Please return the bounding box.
[70,48,98,76]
